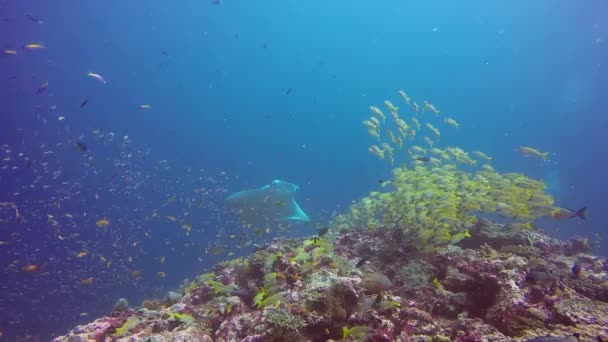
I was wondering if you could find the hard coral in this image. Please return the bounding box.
[54,223,608,342]
[266,308,307,331]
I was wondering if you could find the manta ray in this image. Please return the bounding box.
[225,180,310,227]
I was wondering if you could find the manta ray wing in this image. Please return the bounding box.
[225,180,310,227]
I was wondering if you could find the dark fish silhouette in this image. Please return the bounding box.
[551,207,586,220]
[80,99,88,108]
[25,14,43,24]
[75,141,88,152]
[356,257,369,268]
[571,262,582,278]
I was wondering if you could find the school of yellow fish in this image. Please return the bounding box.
[331,89,563,250]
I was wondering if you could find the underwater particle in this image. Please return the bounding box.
[3,49,17,55]
[517,146,549,160]
[361,272,392,293]
[79,98,89,108]
[87,72,106,84]
[551,207,586,220]
[137,104,152,110]
[160,48,169,57]
[285,87,292,95]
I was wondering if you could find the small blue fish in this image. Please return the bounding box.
[36,81,48,95]
[571,262,582,278]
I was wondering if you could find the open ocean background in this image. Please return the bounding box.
[1,0,607,340]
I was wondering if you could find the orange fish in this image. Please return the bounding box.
[76,250,88,258]
[23,43,45,50]
[96,219,110,227]
[81,277,94,285]
[22,264,40,272]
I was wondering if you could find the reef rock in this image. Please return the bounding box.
[53,223,608,342]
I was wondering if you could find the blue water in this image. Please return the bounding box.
[1,0,607,339]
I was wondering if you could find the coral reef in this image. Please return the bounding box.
[53,220,608,342]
